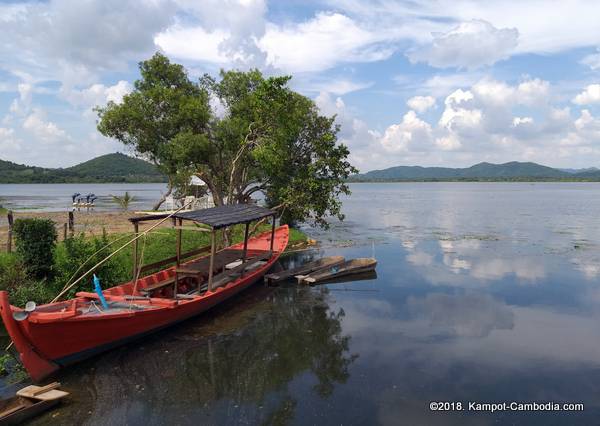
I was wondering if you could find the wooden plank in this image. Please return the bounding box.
[6,210,13,253]
[0,402,28,417]
[265,256,345,284]
[208,230,216,291]
[174,218,183,298]
[172,225,211,232]
[270,214,276,251]
[129,213,171,223]
[68,211,74,236]
[132,222,139,280]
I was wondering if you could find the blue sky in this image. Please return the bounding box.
[1,0,600,172]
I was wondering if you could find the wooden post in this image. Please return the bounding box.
[68,211,74,236]
[208,229,216,291]
[174,218,182,299]
[270,214,276,252]
[176,218,182,266]
[241,222,249,277]
[63,223,68,241]
[6,211,13,253]
[132,222,139,280]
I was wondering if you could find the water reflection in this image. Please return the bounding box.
[24,183,600,424]
[33,284,356,425]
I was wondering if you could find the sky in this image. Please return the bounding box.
[1,1,600,172]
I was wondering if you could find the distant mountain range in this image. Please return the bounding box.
[349,162,600,182]
[0,153,167,183]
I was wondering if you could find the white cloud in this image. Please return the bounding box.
[407,20,518,69]
[154,26,230,64]
[438,89,481,130]
[329,0,600,56]
[8,83,33,115]
[63,81,132,110]
[299,78,373,96]
[573,84,600,105]
[259,12,394,73]
[407,96,436,113]
[22,109,68,144]
[512,117,533,127]
[0,1,175,89]
[435,134,462,151]
[581,49,600,70]
[0,127,21,152]
[380,111,433,153]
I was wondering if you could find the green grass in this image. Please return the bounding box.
[0,225,309,306]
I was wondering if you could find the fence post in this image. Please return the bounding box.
[68,211,74,236]
[63,223,68,241]
[6,211,13,253]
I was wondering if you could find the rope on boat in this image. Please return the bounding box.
[56,232,135,298]
[50,200,194,304]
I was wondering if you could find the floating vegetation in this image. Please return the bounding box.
[431,231,500,242]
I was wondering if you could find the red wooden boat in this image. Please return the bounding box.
[0,205,288,382]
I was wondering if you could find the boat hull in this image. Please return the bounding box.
[0,226,289,382]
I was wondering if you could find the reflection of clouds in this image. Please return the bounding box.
[439,240,454,253]
[340,295,600,370]
[406,251,433,266]
[571,257,600,279]
[407,293,514,338]
[377,389,491,426]
[471,258,545,281]
[401,239,416,250]
[401,236,546,284]
[442,254,471,273]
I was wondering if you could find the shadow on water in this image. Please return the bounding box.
[28,252,356,425]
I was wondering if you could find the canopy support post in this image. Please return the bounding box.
[174,218,182,299]
[132,222,139,281]
[208,229,216,291]
[270,214,276,252]
[241,222,250,277]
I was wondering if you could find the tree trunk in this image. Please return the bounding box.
[197,172,224,206]
[152,178,173,211]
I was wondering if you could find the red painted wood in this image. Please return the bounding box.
[0,226,289,382]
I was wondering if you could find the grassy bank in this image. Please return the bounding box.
[0,224,309,307]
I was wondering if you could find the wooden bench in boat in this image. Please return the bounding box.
[209,251,272,289]
[174,249,246,277]
[183,251,272,295]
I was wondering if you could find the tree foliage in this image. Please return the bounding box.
[97,53,356,227]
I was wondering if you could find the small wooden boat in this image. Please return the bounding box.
[296,258,377,285]
[265,256,345,284]
[0,382,68,425]
[0,204,288,382]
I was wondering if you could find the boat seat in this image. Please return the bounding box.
[209,252,271,289]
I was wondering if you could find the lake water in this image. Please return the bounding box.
[11,182,600,425]
[0,183,168,212]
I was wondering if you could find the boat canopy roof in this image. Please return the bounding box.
[130,204,276,229]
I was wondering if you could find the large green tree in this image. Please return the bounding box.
[97,53,356,227]
[96,53,210,210]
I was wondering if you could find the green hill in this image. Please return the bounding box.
[0,153,166,183]
[350,161,598,182]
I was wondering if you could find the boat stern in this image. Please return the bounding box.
[0,291,60,382]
